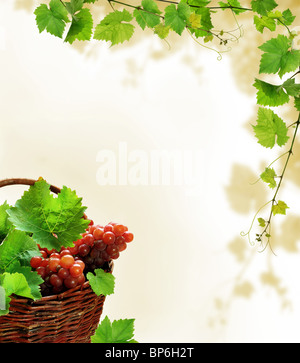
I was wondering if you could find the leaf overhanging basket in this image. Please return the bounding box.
[0,178,113,343]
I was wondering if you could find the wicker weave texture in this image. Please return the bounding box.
[0,281,105,343]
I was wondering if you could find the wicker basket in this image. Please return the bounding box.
[0,178,112,343]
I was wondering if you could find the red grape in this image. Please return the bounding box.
[113,224,126,236]
[94,240,106,251]
[104,224,114,232]
[50,274,63,288]
[49,257,60,272]
[93,227,104,240]
[60,254,75,269]
[58,267,70,279]
[36,266,46,279]
[70,264,83,277]
[82,233,94,247]
[106,244,119,256]
[123,232,134,242]
[64,276,78,289]
[60,249,71,257]
[78,244,90,257]
[77,274,85,285]
[118,242,127,252]
[30,256,42,269]
[103,231,115,245]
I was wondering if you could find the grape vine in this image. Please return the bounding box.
[33,0,300,249]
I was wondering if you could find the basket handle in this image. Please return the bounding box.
[0,178,61,194]
[0,178,88,219]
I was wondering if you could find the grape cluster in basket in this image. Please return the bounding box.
[30,221,134,296]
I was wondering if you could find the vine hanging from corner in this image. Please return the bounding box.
[33,0,300,250]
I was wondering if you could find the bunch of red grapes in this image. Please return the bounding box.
[30,221,134,296]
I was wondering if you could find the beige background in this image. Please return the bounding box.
[1,0,300,342]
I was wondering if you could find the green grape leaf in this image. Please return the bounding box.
[189,13,202,28]
[281,9,296,26]
[0,202,12,242]
[65,8,93,44]
[154,23,171,39]
[272,200,289,216]
[133,0,162,30]
[281,78,300,97]
[218,0,247,14]
[251,0,278,16]
[252,107,289,148]
[258,217,266,227]
[0,272,36,316]
[164,2,191,35]
[86,268,115,296]
[65,0,84,15]
[91,315,137,343]
[34,0,70,38]
[254,15,276,33]
[6,262,43,300]
[193,7,213,37]
[0,229,41,273]
[260,167,277,189]
[7,178,89,251]
[253,79,290,106]
[94,10,135,45]
[259,35,300,78]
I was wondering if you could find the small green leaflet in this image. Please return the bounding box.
[259,35,300,78]
[252,107,289,148]
[0,229,41,273]
[258,217,266,227]
[281,9,296,26]
[154,23,171,39]
[65,8,93,44]
[254,78,300,107]
[251,0,277,16]
[164,2,191,36]
[5,262,43,300]
[272,200,289,216]
[260,167,277,189]
[253,79,290,107]
[91,316,137,343]
[192,7,213,38]
[94,10,135,46]
[7,178,89,251]
[34,0,70,38]
[134,0,162,30]
[281,79,300,97]
[87,268,115,296]
[189,13,202,29]
[254,15,276,33]
[0,272,36,316]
